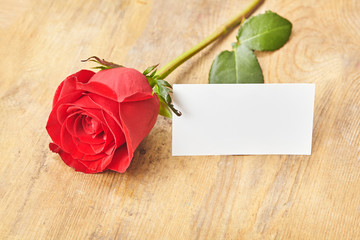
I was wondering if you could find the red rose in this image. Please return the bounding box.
[46,68,159,173]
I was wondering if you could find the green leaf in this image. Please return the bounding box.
[149,70,157,78]
[81,56,123,69]
[158,98,172,118]
[150,77,182,117]
[146,76,156,88]
[236,11,292,51]
[92,66,109,70]
[157,79,172,89]
[209,51,235,83]
[209,45,263,84]
[157,84,171,103]
[143,64,159,75]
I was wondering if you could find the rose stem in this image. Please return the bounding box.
[156,0,263,79]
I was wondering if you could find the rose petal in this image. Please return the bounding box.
[64,112,106,146]
[90,142,106,154]
[106,146,130,173]
[102,141,116,154]
[84,116,101,135]
[71,110,112,155]
[101,110,125,147]
[66,106,119,157]
[60,122,78,154]
[66,94,127,148]
[76,122,106,145]
[77,68,154,103]
[78,154,113,173]
[73,138,98,155]
[53,70,95,106]
[57,102,81,124]
[52,147,95,173]
[51,140,114,173]
[67,95,124,145]
[80,94,126,147]
[119,95,159,160]
[88,93,120,122]
[70,99,124,148]
[46,92,83,144]
[49,142,61,153]
[81,152,109,161]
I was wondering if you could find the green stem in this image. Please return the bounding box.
[157,0,262,79]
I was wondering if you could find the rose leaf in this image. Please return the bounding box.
[236,11,292,51]
[209,45,263,84]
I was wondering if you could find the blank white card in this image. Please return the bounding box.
[172,84,315,156]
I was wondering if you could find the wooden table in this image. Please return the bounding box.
[1,0,359,239]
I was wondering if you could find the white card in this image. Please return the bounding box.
[172,84,315,156]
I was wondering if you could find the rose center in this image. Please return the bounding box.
[82,115,102,135]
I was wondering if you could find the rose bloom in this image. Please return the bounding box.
[46,68,159,173]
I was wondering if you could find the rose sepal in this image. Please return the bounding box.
[143,64,182,118]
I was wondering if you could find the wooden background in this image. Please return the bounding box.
[0,0,359,239]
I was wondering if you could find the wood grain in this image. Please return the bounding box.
[0,0,359,239]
